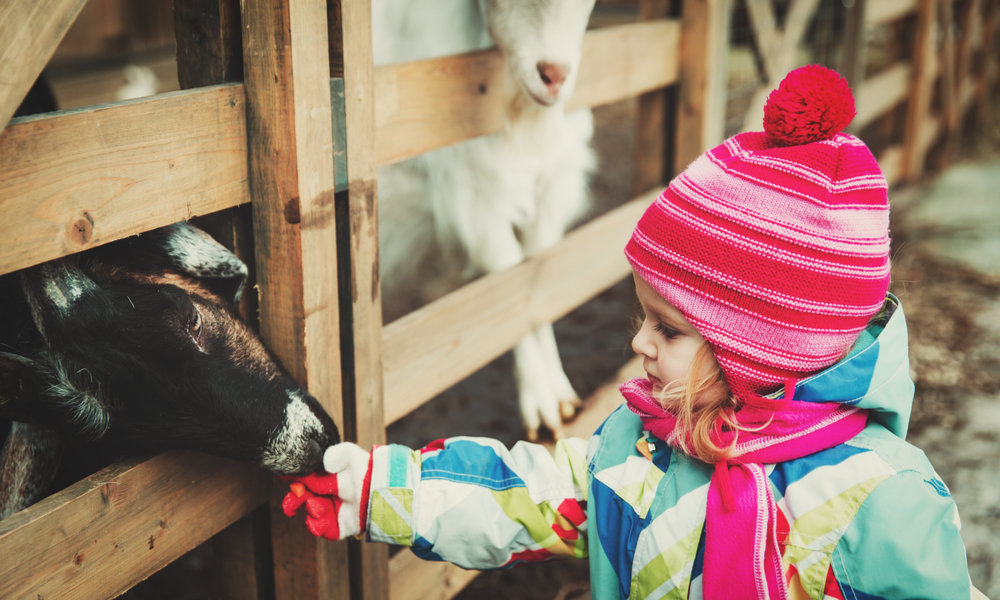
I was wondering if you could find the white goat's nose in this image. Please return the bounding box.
[536,61,569,95]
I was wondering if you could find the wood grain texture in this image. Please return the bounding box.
[633,0,677,195]
[173,5,261,597]
[903,0,939,180]
[740,0,821,134]
[839,0,868,88]
[334,0,391,598]
[174,0,244,88]
[877,144,905,187]
[0,20,678,277]
[0,451,268,600]
[383,190,659,424]
[974,0,998,128]
[240,0,345,599]
[375,19,681,166]
[0,0,88,130]
[675,0,730,171]
[0,84,250,277]
[389,549,480,600]
[854,62,912,130]
[865,0,918,25]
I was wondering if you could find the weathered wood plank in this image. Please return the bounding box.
[566,19,682,112]
[0,452,268,600]
[854,62,912,130]
[877,144,905,187]
[383,190,659,424]
[332,0,391,597]
[173,4,261,597]
[0,0,88,130]
[633,0,675,195]
[375,19,682,166]
[675,0,730,170]
[174,0,243,88]
[240,0,346,599]
[0,84,249,278]
[389,547,481,600]
[903,0,939,180]
[865,0,918,25]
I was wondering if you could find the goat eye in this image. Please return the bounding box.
[187,308,204,347]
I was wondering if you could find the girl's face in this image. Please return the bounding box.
[631,272,715,396]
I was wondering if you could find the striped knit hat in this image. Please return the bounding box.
[625,65,891,399]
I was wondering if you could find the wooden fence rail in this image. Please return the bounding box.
[0,20,677,279]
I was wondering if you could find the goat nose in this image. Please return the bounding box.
[536,61,569,95]
[304,438,324,473]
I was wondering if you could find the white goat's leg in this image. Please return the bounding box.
[513,334,565,441]
[520,150,592,426]
[533,323,580,420]
[431,162,563,440]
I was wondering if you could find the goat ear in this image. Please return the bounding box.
[155,222,249,304]
[0,352,42,422]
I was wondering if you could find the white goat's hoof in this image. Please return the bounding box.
[526,428,540,443]
[559,398,580,421]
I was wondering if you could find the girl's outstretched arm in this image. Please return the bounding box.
[287,436,592,570]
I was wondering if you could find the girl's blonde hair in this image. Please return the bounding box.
[656,298,894,464]
[654,343,739,464]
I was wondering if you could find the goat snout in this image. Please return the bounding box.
[536,61,569,96]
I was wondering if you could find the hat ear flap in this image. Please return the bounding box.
[155,222,249,304]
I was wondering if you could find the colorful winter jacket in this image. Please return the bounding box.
[365,296,987,600]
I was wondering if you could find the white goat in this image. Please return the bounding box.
[374,0,597,440]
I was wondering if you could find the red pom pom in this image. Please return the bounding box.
[763,65,856,146]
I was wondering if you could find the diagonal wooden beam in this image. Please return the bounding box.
[741,0,821,133]
[0,0,88,130]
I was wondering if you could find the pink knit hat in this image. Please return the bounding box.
[625,65,891,399]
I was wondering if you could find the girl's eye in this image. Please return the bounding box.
[654,322,680,340]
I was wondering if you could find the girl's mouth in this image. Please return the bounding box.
[646,373,662,386]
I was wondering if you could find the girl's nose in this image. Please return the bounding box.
[632,322,655,358]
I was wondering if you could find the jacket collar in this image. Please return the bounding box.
[772,294,915,439]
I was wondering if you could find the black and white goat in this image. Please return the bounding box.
[0,223,339,518]
[375,0,598,440]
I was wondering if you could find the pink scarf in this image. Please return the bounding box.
[620,378,868,600]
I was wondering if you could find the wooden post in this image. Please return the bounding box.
[173,3,267,598]
[675,0,731,172]
[633,0,675,194]
[240,0,348,598]
[840,0,869,93]
[975,0,998,128]
[939,0,959,163]
[0,0,88,130]
[328,0,390,599]
[903,0,939,180]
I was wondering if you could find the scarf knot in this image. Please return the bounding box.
[620,377,869,600]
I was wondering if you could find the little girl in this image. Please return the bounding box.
[283,66,986,599]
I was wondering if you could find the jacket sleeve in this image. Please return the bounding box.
[364,436,591,570]
[831,468,985,599]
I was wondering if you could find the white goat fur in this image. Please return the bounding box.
[374,0,597,439]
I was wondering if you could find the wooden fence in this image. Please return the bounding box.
[0,0,996,599]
